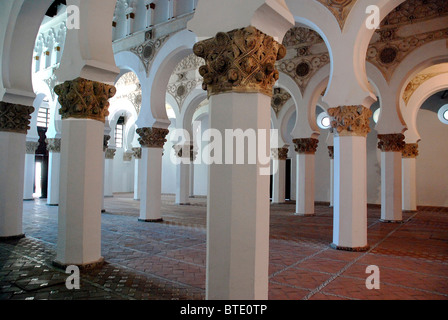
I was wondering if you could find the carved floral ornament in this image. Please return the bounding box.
[193,26,286,98]
[46,138,61,153]
[173,144,197,161]
[271,147,289,160]
[54,78,116,123]
[377,133,406,152]
[0,102,34,134]
[26,141,39,154]
[136,127,170,148]
[293,138,319,154]
[327,105,372,137]
[328,146,334,159]
[105,148,117,160]
[132,147,142,159]
[402,143,419,158]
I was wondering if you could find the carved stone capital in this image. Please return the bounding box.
[0,102,34,134]
[193,26,286,97]
[103,135,111,152]
[327,105,372,137]
[293,138,319,154]
[46,138,61,153]
[328,146,334,159]
[173,143,197,161]
[377,133,405,152]
[105,148,116,160]
[132,147,142,159]
[137,127,169,148]
[54,77,116,123]
[123,151,133,162]
[271,147,289,160]
[402,143,419,158]
[26,141,39,154]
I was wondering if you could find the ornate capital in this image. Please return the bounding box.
[0,102,34,134]
[132,147,142,159]
[377,133,405,152]
[46,138,61,153]
[402,143,419,158]
[136,127,169,148]
[105,148,116,160]
[328,146,334,159]
[123,151,133,162]
[173,143,197,161]
[271,147,289,160]
[54,77,116,123]
[103,135,111,152]
[293,138,319,154]
[193,26,286,97]
[26,141,39,154]
[327,105,372,137]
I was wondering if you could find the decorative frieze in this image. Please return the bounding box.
[293,138,319,154]
[26,141,39,154]
[327,105,372,137]
[193,26,286,97]
[54,77,116,123]
[0,102,34,134]
[132,147,142,159]
[46,138,61,153]
[271,88,292,117]
[402,143,419,158]
[136,127,169,148]
[103,135,111,152]
[328,146,334,159]
[105,148,116,160]
[377,133,406,152]
[271,147,289,160]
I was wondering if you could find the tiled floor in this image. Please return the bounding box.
[1,193,448,300]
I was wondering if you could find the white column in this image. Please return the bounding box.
[0,132,27,238]
[328,106,371,251]
[271,146,288,204]
[133,147,142,200]
[174,144,192,205]
[328,146,334,207]
[402,144,418,211]
[189,161,195,198]
[290,153,296,201]
[0,103,34,239]
[293,138,318,216]
[23,141,39,200]
[46,138,61,206]
[55,119,105,266]
[104,148,116,197]
[53,78,115,267]
[378,133,405,223]
[137,127,169,222]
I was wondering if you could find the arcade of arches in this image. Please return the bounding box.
[0,0,448,300]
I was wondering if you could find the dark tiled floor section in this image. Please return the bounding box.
[1,193,448,300]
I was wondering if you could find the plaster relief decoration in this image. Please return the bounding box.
[105,148,117,160]
[271,87,292,117]
[167,54,204,109]
[0,102,35,134]
[137,127,170,148]
[132,147,142,159]
[54,78,116,123]
[377,133,406,152]
[130,35,169,77]
[271,147,289,160]
[402,143,419,158]
[111,71,142,115]
[367,0,448,82]
[316,0,356,31]
[46,138,61,153]
[193,26,286,97]
[328,146,334,159]
[328,105,372,137]
[278,27,330,96]
[293,138,319,154]
[26,141,39,154]
[402,72,444,105]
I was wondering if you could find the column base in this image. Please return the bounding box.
[23,199,34,201]
[379,219,403,224]
[47,204,59,207]
[330,243,370,252]
[138,218,164,223]
[52,257,105,271]
[294,213,315,217]
[0,234,25,241]
[176,203,190,206]
[402,210,417,213]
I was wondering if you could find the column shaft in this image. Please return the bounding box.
[47,152,61,205]
[381,151,403,222]
[296,153,315,215]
